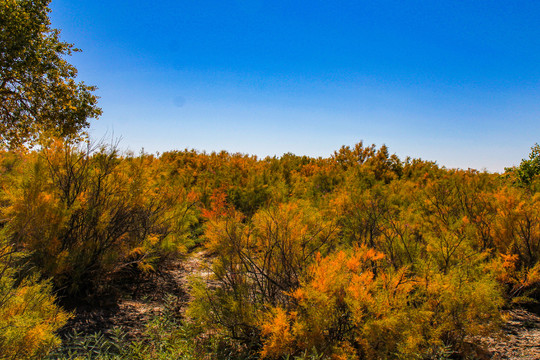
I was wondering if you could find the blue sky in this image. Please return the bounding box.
[49,0,539,171]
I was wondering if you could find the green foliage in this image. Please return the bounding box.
[48,296,243,360]
[0,0,101,148]
[47,329,127,360]
[506,143,540,187]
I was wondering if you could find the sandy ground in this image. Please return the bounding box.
[479,309,540,360]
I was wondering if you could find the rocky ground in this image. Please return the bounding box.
[479,309,540,360]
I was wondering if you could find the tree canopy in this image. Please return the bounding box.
[516,143,540,185]
[0,0,101,148]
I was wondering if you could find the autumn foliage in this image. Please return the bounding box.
[0,232,70,359]
[0,140,539,358]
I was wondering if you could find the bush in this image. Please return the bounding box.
[2,139,195,298]
[259,246,502,359]
[189,201,338,350]
[0,231,70,359]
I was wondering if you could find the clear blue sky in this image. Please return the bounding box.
[49,0,539,171]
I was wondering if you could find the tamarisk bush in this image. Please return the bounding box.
[1,139,196,298]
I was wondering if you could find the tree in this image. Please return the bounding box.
[0,0,101,148]
[515,144,540,186]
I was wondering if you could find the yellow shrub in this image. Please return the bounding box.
[259,245,503,359]
[0,238,70,359]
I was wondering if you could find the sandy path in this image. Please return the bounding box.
[480,309,540,360]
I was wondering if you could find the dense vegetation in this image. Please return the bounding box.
[2,1,540,358]
[1,139,539,359]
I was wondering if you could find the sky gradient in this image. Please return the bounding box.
[49,0,539,172]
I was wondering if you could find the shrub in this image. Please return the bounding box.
[258,246,502,359]
[0,231,70,359]
[189,201,338,349]
[2,139,194,298]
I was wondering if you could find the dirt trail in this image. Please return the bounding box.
[61,249,211,339]
[480,309,540,360]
